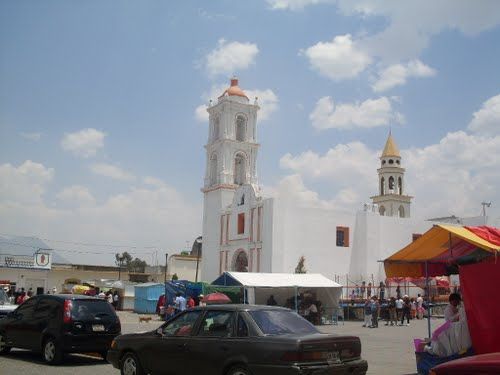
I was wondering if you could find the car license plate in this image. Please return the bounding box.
[92,324,105,332]
[326,351,340,364]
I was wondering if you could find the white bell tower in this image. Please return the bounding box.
[201,77,260,281]
[371,132,412,218]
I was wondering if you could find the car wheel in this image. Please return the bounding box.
[121,352,144,375]
[42,337,63,365]
[0,332,12,354]
[226,365,252,375]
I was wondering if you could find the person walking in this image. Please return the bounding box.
[363,299,372,327]
[113,291,120,310]
[401,296,411,326]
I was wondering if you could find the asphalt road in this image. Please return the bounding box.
[1,311,442,375]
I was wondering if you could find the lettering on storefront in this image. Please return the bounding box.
[1,253,52,270]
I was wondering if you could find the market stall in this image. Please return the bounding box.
[383,224,500,374]
[212,272,342,323]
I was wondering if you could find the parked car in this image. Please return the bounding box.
[430,352,500,375]
[0,288,17,319]
[107,304,368,375]
[0,294,121,364]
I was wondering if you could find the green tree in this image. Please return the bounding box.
[171,273,179,281]
[115,252,132,267]
[115,252,148,273]
[295,256,307,274]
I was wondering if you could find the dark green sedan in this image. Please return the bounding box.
[107,304,367,375]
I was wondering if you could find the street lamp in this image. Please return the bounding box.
[164,253,169,313]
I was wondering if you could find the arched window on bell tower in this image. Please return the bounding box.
[398,177,403,195]
[380,177,385,195]
[212,116,220,141]
[379,206,386,216]
[234,153,246,185]
[210,153,218,186]
[398,206,405,217]
[388,176,395,192]
[236,115,246,141]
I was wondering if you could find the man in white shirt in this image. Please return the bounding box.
[174,293,187,314]
[416,294,424,319]
[395,297,404,325]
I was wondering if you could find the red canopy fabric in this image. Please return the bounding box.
[465,226,500,246]
[459,258,500,354]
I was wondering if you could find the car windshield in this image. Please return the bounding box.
[249,310,318,335]
[72,299,115,320]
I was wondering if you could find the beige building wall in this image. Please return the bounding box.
[169,255,202,282]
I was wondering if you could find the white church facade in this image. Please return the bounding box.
[200,78,488,286]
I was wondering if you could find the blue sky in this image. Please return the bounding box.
[1,1,500,265]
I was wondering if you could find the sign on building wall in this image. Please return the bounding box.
[0,251,52,270]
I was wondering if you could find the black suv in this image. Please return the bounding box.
[0,294,121,364]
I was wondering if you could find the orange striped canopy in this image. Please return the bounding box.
[384,225,500,278]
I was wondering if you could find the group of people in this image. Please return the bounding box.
[4,287,34,304]
[158,292,208,320]
[97,290,120,309]
[363,293,427,328]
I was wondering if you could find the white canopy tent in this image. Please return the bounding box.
[212,272,343,320]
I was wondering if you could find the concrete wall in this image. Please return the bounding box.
[169,255,201,282]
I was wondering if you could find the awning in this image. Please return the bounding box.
[384,225,500,278]
[212,272,342,288]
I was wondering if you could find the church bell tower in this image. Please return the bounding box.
[371,132,412,218]
[200,77,260,281]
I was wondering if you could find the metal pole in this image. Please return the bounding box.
[294,286,298,313]
[164,253,168,310]
[425,261,431,339]
[195,250,200,283]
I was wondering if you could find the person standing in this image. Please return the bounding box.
[416,293,424,319]
[379,282,385,301]
[187,296,195,309]
[395,295,404,325]
[396,285,401,299]
[113,291,120,310]
[370,296,380,328]
[401,296,411,326]
[387,297,397,326]
[363,299,372,327]
[174,292,187,314]
[367,283,372,298]
[198,294,206,307]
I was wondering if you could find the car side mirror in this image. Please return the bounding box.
[156,327,164,336]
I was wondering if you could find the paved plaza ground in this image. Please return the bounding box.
[2,311,445,375]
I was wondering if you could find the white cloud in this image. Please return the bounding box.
[0,165,201,266]
[195,84,279,122]
[20,132,42,141]
[467,94,500,136]
[372,60,436,92]
[205,39,259,77]
[301,34,372,80]
[0,160,54,205]
[61,128,106,158]
[56,185,96,207]
[267,0,332,11]
[309,96,403,130]
[336,1,500,61]
[90,163,135,181]
[245,88,279,121]
[275,129,500,220]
